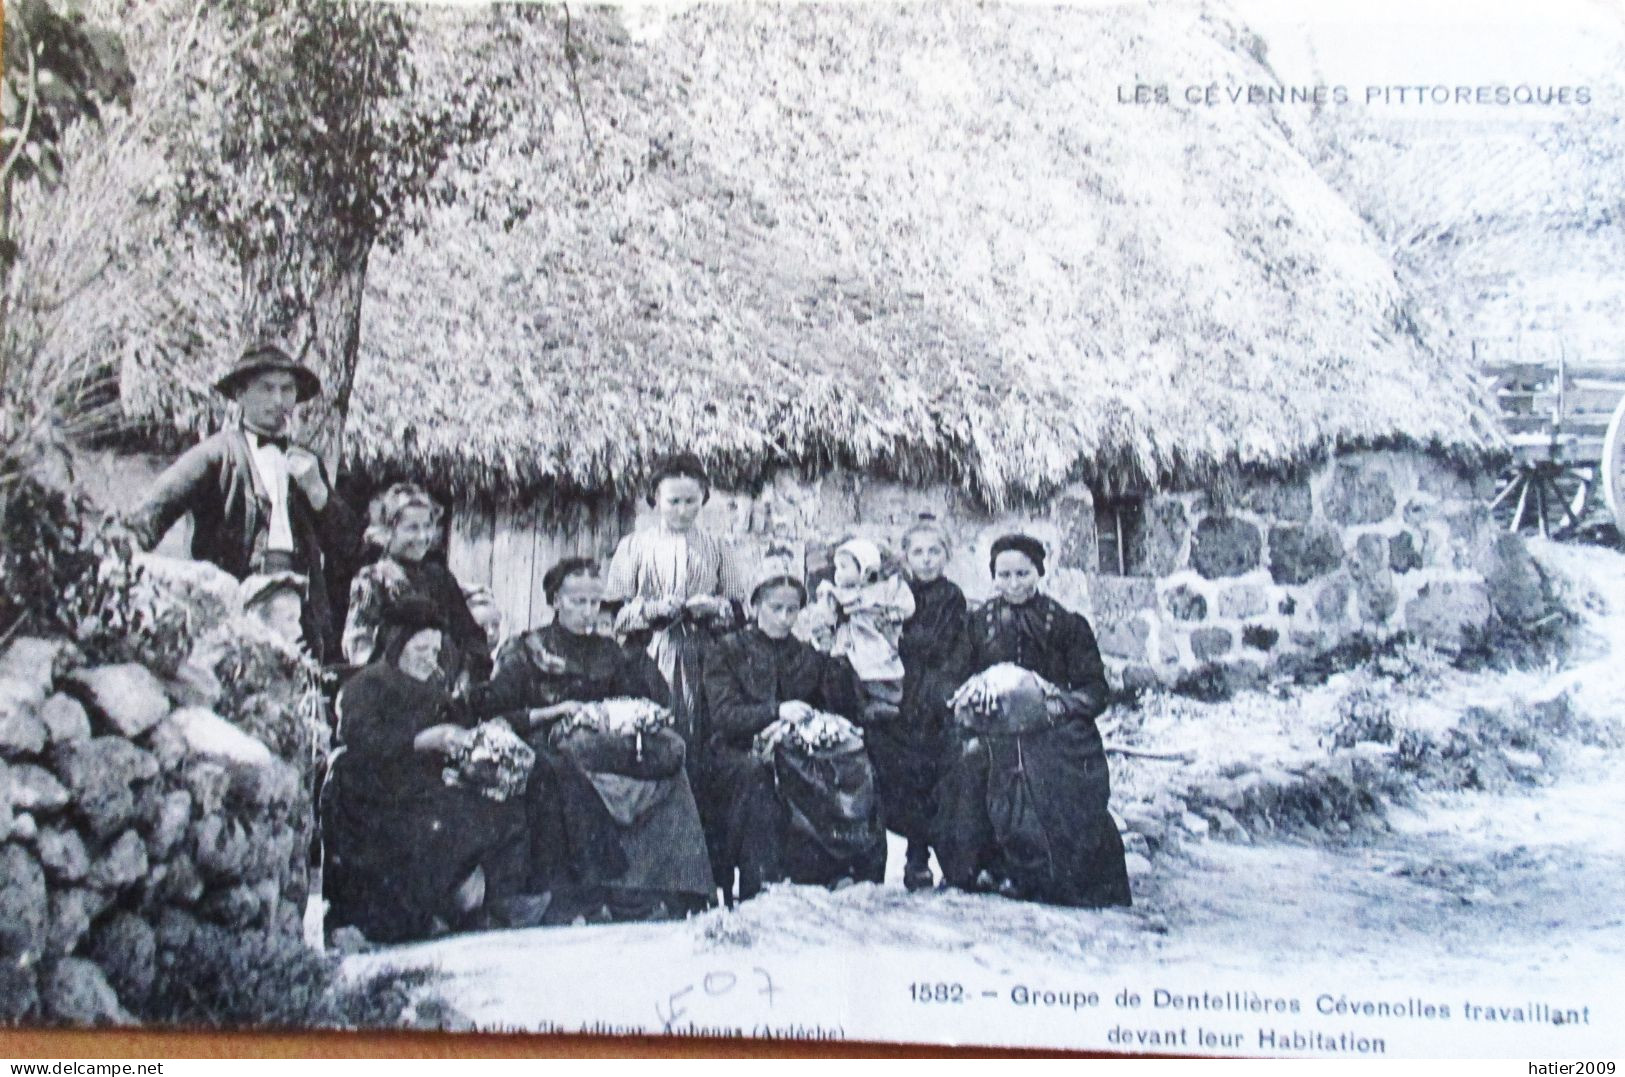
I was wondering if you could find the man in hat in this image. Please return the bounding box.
[125,344,361,661]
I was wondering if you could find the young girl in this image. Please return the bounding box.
[807,538,915,724]
[343,484,491,686]
[877,518,969,891]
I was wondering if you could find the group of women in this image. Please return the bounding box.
[315,453,1131,944]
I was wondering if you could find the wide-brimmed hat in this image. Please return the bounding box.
[214,343,322,402]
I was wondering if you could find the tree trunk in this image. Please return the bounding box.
[239,234,373,473]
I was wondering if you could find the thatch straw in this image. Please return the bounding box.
[1316,110,1625,361]
[106,2,1501,507]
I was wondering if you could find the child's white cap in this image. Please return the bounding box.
[834,538,883,580]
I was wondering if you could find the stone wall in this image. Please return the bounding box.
[0,631,312,1025]
[655,449,1543,687]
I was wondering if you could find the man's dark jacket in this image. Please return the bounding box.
[125,425,361,661]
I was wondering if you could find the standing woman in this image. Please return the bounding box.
[603,453,749,771]
[932,534,1131,908]
[343,483,492,687]
[868,518,968,892]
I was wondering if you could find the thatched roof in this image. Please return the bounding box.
[1315,112,1625,364]
[111,1,1503,506]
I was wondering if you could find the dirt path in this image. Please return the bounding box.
[345,542,1625,1056]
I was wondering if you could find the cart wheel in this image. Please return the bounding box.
[1603,394,1625,536]
[1489,461,1591,538]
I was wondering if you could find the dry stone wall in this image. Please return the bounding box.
[0,631,312,1026]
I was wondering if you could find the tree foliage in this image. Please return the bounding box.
[159,0,537,453]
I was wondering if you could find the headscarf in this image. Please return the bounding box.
[989,533,1047,577]
[363,483,443,549]
[375,595,447,667]
[834,538,884,584]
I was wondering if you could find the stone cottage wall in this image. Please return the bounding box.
[663,449,1542,688]
[0,635,311,1025]
[1085,451,1544,689]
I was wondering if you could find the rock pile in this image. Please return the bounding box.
[0,636,312,1025]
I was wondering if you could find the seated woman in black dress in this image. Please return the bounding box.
[322,597,527,943]
[702,573,884,902]
[494,557,714,923]
[932,534,1132,908]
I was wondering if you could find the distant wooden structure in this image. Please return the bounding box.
[1478,335,1625,536]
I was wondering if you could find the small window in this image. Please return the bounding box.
[1095,496,1148,576]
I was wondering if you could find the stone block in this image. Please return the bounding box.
[1314,577,1352,623]
[1240,624,1280,651]
[198,884,263,929]
[1445,505,1491,554]
[1120,665,1160,692]
[169,708,274,770]
[64,665,170,739]
[0,959,39,1022]
[1124,853,1154,879]
[227,758,301,813]
[163,660,224,711]
[1404,581,1493,651]
[87,913,156,1007]
[9,811,33,842]
[50,739,158,840]
[35,827,89,884]
[1190,517,1262,579]
[1244,478,1313,522]
[47,889,99,957]
[9,764,69,813]
[1138,497,1190,575]
[1190,627,1233,661]
[1162,584,1208,622]
[1349,534,1397,624]
[88,830,148,892]
[1268,524,1343,585]
[0,638,78,701]
[1220,660,1267,694]
[38,694,91,747]
[1322,463,1397,525]
[1389,531,1423,573]
[192,816,253,883]
[0,704,47,759]
[1217,583,1269,619]
[141,789,193,861]
[155,853,204,906]
[1416,460,1475,501]
[143,717,189,772]
[1090,576,1158,621]
[1095,616,1151,661]
[39,958,132,1026]
[182,762,231,818]
[1402,497,1441,529]
[1483,533,1546,624]
[0,843,49,961]
[153,908,203,953]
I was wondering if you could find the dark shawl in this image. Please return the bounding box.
[480,623,708,914]
[322,662,523,941]
[701,627,861,752]
[865,575,969,843]
[933,592,1130,908]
